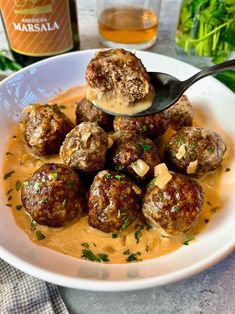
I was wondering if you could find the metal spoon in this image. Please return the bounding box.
[93,59,235,117]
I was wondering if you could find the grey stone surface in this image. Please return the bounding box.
[58,252,235,314]
[0,1,234,313]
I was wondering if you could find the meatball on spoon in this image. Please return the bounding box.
[87,52,234,117]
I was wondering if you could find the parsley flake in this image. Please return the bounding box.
[16,204,23,211]
[31,220,37,230]
[36,230,46,240]
[134,225,144,244]
[112,233,119,238]
[183,236,195,245]
[141,144,152,151]
[123,249,130,255]
[121,219,129,230]
[15,180,21,191]
[208,145,215,153]
[105,173,112,179]
[81,242,89,248]
[115,175,123,180]
[4,171,15,180]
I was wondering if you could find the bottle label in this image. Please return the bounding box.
[0,0,74,56]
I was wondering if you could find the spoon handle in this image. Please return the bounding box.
[182,59,235,90]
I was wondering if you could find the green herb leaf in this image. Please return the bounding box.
[115,175,123,180]
[134,224,144,244]
[16,204,23,211]
[31,220,37,230]
[81,249,98,262]
[183,236,195,245]
[121,219,129,230]
[0,52,22,72]
[66,179,74,190]
[105,173,112,179]
[15,180,21,191]
[36,230,46,240]
[51,172,58,180]
[81,242,89,248]
[141,144,152,151]
[23,180,29,187]
[123,249,130,255]
[97,253,109,262]
[61,199,67,208]
[112,233,119,238]
[33,181,40,191]
[126,252,141,262]
[6,188,13,195]
[4,170,15,180]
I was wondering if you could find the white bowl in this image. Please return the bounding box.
[0,50,234,291]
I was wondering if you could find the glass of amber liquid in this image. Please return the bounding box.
[97,0,161,50]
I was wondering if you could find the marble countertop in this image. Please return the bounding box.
[0,1,234,313]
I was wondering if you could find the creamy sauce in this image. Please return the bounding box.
[3,87,235,264]
[86,86,154,115]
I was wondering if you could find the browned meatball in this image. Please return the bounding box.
[88,170,141,233]
[24,103,74,156]
[60,122,108,173]
[86,49,152,105]
[21,163,83,227]
[108,133,160,181]
[75,98,113,131]
[142,172,204,235]
[167,95,194,131]
[164,127,226,177]
[113,111,169,138]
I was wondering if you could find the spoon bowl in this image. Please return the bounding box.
[92,59,235,117]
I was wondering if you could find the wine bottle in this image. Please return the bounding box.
[0,0,79,67]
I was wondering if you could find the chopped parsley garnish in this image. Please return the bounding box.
[23,180,29,187]
[115,175,123,180]
[123,249,130,255]
[117,209,126,219]
[31,220,37,230]
[6,188,13,195]
[8,195,12,201]
[205,219,209,224]
[61,199,67,208]
[36,230,46,240]
[126,252,141,262]
[97,254,109,262]
[149,177,158,188]
[4,170,15,180]
[105,173,112,179]
[16,204,23,211]
[121,219,129,230]
[66,179,74,190]
[207,145,215,153]
[51,172,58,180]
[42,197,48,204]
[175,138,184,146]
[112,233,119,238]
[142,125,148,132]
[183,236,195,245]
[225,168,231,172]
[81,249,109,263]
[134,224,144,244]
[15,180,21,191]
[158,192,163,202]
[81,242,89,248]
[141,144,152,151]
[161,234,170,238]
[33,182,40,191]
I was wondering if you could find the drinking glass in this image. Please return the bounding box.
[97,0,162,50]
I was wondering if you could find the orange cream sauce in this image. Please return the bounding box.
[3,86,235,263]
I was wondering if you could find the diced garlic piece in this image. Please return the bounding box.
[176,144,186,159]
[132,184,142,195]
[187,160,198,174]
[201,129,210,138]
[154,163,168,177]
[155,172,172,189]
[131,159,150,177]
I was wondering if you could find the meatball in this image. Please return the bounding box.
[142,172,204,235]
[60,122,108,173]
[21,163,83,227]
[167,95,194,131]
[86,48,152,105]
[88,170,141,233]
[108,133,160,181]
[75,98,113,131]
[113,111,169,138]
[164,127,226,177]
[24,103,74,156]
